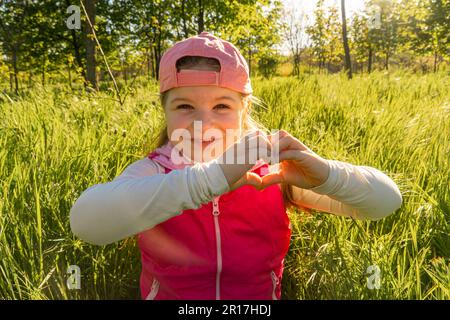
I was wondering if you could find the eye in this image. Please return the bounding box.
[176,104,193,110]
[214,104,230,110]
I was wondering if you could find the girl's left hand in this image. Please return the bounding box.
[261,130,330,190]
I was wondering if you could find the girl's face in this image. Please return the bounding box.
[164,85,246,162]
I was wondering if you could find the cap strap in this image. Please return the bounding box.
[176,70,219,86]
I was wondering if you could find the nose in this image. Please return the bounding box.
[196,110,213,127]
[191,111,215,137]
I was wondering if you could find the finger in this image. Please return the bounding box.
[247,133,272,164]
[278,149,311,162]
[278,135,303,151]
[242,129,267,141]
[275,136,316,157]
[244,172,263,189]
[230,171,260,191]
[268,129,288,144]
[261,171,284,187]
[225,130,272,166]
[269,130,314,153]
[221,130,265,165]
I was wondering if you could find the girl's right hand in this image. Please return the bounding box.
[217,130,272,191]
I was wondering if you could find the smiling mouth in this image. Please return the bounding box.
[191,137,220,143]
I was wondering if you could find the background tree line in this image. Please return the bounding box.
[0,0,448,94]
[301,0,449,76]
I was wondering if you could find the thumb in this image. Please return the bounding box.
[244,172,264,190]
[230,171,263,191]
[261,171,284,187]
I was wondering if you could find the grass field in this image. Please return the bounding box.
[0,71,449,299]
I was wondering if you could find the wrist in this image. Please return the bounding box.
[218,163,253,187]
[316,158,331,187]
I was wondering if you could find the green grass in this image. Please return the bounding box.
[0,71,448,299]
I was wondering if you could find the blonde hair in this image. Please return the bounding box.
[151,56,310,213]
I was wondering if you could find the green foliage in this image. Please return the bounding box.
[306,0,343,71]
[306,0,449,73]
[258,53,281,78]
[1,0,448,90]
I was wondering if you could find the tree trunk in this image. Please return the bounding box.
[154,32,162,81]
[68,61,72,89]
[9,67,13,93]
[368,45,373,74]
[182,0,189,38]
[65,0,86,82]
[150,45,156,79]
[293,52,300,77]
[197,0,204,34]
[42,53,46,87]
[341,0,352,79]
[122,59,127,85]
[433,50,438,73]
[385,51,389,70]
[12,48,19,94]
[70,29,86,81]
[84,0,98,90]
[146,48,151,80]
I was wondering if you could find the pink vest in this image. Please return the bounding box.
[137,143,292,300]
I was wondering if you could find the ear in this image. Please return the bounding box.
[160,90,170,109]
[239,97,251,131]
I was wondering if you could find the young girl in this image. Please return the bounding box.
[69,31,403,300]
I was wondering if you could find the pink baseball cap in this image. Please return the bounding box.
[159,31,253,95]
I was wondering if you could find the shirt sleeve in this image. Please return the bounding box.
[69,157,230,245]
[288,160,403,220]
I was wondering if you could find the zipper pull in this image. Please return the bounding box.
[212,196,220,216]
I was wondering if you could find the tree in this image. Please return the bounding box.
[110,0,173,81]
[324,4,344,71]
[258,53,280,78]
[307,0,327,71]
[341,0,353,78]
[400,0,450,72]
[281,5,308,77]
[307,0,343,73]
[349,12,370,73]
[0,1,31,93]
[197,0,204,34]
[366,0,400,71]
[221,0,284,77]
[83,0,98,90]
[427,0,450,72]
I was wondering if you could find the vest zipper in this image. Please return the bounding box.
[212,196,222,300]
[145,277,160,300]
[271,270,279,300]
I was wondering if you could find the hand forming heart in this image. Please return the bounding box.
[228,130,330,192]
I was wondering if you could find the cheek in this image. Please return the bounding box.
[221,111,242,129]
[166,113,190,139]
[220,114,244,149]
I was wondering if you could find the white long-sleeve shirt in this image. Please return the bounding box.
[69,157,402,245]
